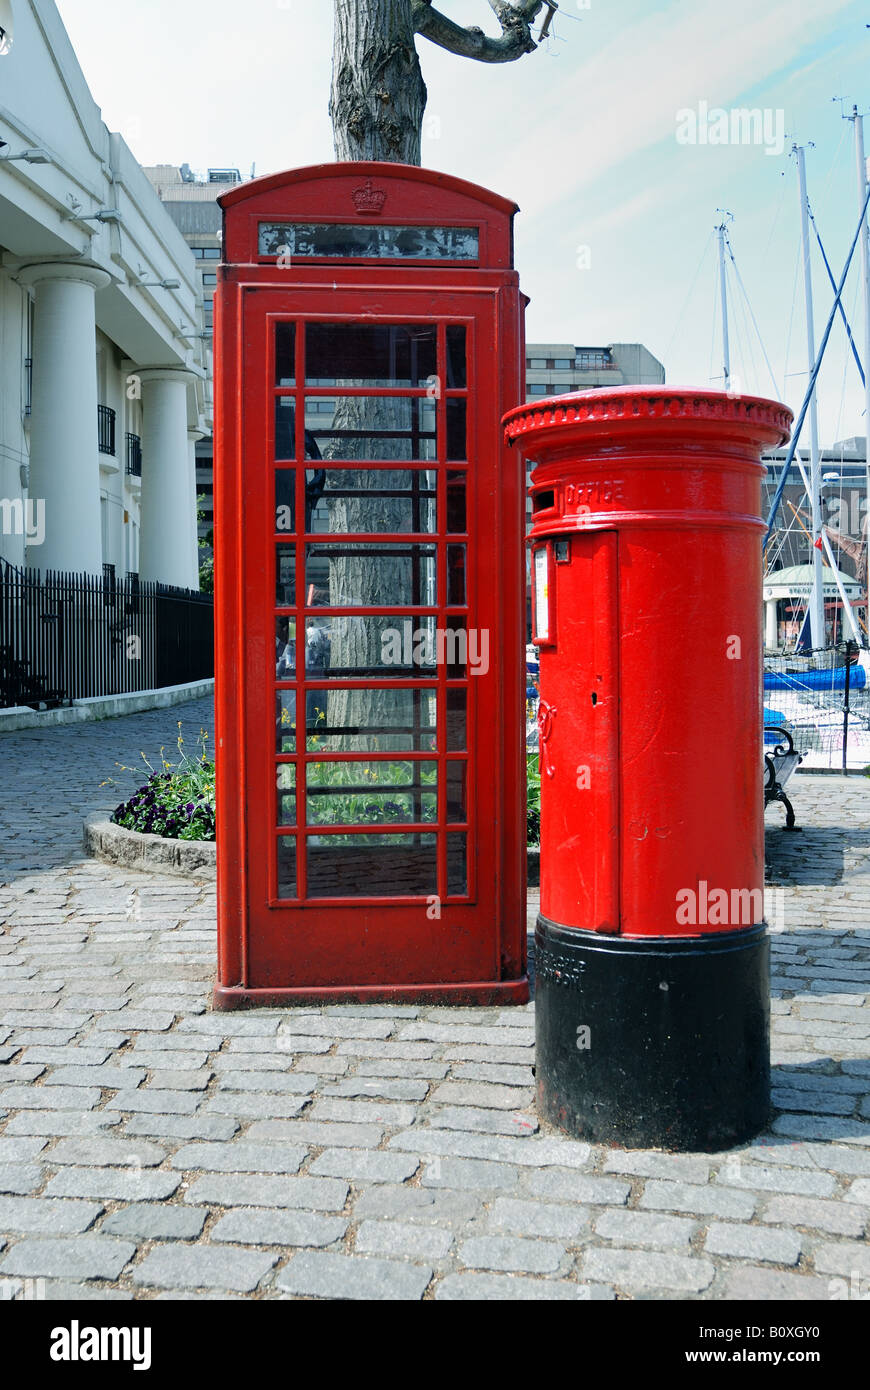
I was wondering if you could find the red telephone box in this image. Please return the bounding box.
[213,163,528,1007]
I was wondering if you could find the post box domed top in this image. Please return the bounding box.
[514,388,793,542]
[219,162,518,271]
[503,386,793,456]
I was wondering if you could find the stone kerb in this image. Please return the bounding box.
[83,815,216,878]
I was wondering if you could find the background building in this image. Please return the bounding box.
[0,0,210,588]
[763,437,867,579]
[525,342,666,400]
[762,438,867,649]
[522,342,666,543]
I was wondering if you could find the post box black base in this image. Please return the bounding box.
[534,916,770,1152]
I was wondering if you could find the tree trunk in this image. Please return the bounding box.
[331,0,427,165]
[325,4,430,765]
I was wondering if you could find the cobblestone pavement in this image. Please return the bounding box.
[0,699,868,1300]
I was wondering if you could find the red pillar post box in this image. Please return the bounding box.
[504,387,793,1150]
[212,163,528,1006]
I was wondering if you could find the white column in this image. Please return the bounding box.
[18,263,110,573]
[765,599,779,651]
[188,429,205,591]
[138,369,197,588]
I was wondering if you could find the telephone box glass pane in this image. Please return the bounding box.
[276,691,296,752]
[276,399,323,461]
[305,544,436,608]
[276,545,296,605]
[277,836,297,897]
[306,324,437,386]
[446,689,467,751]
[304,615,438,679]
[441,616,478,679]
[446,762,468,823]
[275,618,296,680]
[259,223,479,262]
[447,835,468,896]
[304,396,436,461]
[446,472,467,533]
[275,471,295,533]
[275,324,296,385]
[306,470,436,535]
[446,327,467,388]
[276,765,296,826]
[305,687,437,752]
[446,400,467,460]
[447,545,466,606]
[306,834,438,898]
[307,760,437,827]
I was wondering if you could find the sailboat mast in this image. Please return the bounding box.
[716,214,732,391]
[850,106,870,643]
[794,143,826,649]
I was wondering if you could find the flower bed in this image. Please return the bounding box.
[108,726,215,842]
[104,727,541,850]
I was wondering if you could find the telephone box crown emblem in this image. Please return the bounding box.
[352,179,387,216]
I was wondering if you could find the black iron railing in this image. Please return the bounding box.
[0,559,213,708]
[98,405,116,456]
[126,432,142,477]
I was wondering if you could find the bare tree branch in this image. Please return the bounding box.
[488,1,547,22]
[411,0,546,64]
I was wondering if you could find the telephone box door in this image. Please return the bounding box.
[236,288,514,993]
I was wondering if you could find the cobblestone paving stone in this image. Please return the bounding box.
[0,700,869,1299]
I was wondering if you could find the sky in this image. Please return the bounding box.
[55,0,870,448]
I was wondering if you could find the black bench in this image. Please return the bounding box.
[764,726,803,831]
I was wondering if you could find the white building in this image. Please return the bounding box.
[143,163,247,556]
[0,0,210,588]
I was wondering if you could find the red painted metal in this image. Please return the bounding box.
[213,163,528,1006]
[506,387,793,940]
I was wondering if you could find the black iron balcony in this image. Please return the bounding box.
[98,404,116,456]
[126,432,142,478]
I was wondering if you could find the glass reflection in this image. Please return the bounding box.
[304,396,436,462]
[259,223,479,261]
[447,835,468,895]
[276,617,296,681]
[306,470,436,536]
[277,836,297,897]
[276,765,296,826]
[276,691,296,753]
[306,834,438,898]
[305,543,436,608]
[275,323,296,386]
[303,615,438,680]
[306,760,437,827]
[275,471,295,533]
[275,398,324,462]
[306,687,437,753]
[306,324,437,386]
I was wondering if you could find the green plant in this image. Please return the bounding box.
[104,730,544,850]
[306,759,438,837]
[107,725,215,841]
[197,493,214,595]
[526,751,541,847]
